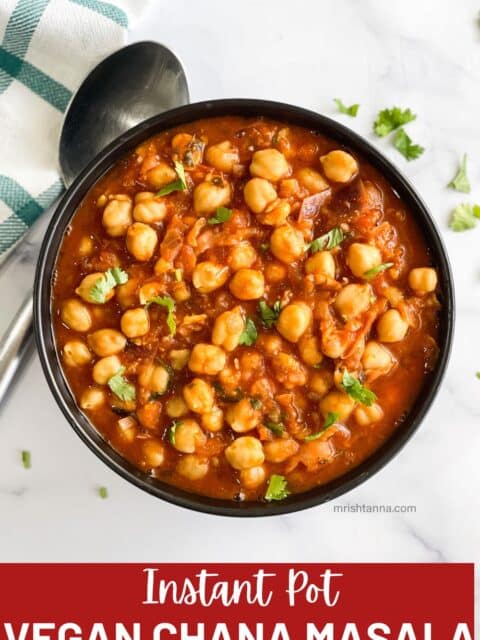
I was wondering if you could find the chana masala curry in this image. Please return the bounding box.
[52,116,441,502]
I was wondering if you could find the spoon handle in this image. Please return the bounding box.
[0,293,34,404]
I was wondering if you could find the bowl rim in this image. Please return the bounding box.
[33,98,455,517]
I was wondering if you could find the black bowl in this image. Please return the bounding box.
[34,99,455,517]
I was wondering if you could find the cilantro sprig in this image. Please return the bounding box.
[258,300,282,328]
[364,262,394,280]
[341,371,377,406]
[146,295,176,335]
[305,412,339,442]
[108,367,136,402]
[448,154,471,193]
[374,107,416,137]
[90,267,128,303]
[265,475,290,501]
[239,317,258,346]
[208,206,232,225]
[334,98,359,117]
[393,128,424,161]
[308,227,345,253]
[449,203,480,232]
[156,161,187,196]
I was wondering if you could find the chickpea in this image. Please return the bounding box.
[87,329,126,357]
[376,309,408,343]
[354,403,384,426]
[146,161,177,189]
[225,398,261,433]
[205,140,239,172]
[408,267,437,294]
[138,362,170,395]
[240,466,266,489]
[319,390,356,422]
[309,369,333,397]
[225,436,264,470]
[92,355,122,385]
[362,341,394,372]
[271,352,307,389]
[142,438,165,468]
[212,307,244,351]
[102,197,132,237]
[229,269,265,300]
[263,438,299,463]
[133,193,167,223]
[249,148,289,182]
[296,167,329,193]
[192,261,229,293]
[305,251,336,281]
[177,454,209,480]
[76,272,115,304]
[188,344,226,376]
[270,224,305,263]
[257,333,284,356]
[277,302,312,343]
[60,299,92,332]
[169,348,190,371]
[261,198,291,226]
[347,243,382,278]
[80,387,105,410]
[335,283,372,320]
[166,396,189,418]
[78,236,94,257]
[126,222,158,261]
[120,307,150,338]
[298,335,323,366]
[138,281,163,305]
[62,340,92,367]
[172,280,191,303]
[172,419,206,454]
[265,261,287,283]
[183,378,215,414]
[320,150,358,183]
[116,278,138,309]
[193,179,231,215]
[243,178,277,214]
[227,243,257,271]
[201,406,224,433]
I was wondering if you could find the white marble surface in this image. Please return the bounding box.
[1,0,480,572]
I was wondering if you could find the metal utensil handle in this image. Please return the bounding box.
[0,293,34,403]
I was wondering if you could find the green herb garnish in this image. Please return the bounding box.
[99,486,108,499]
[308,227,345,253]
[108,367,136,402]
[448,154,470,193]
[213,382,244,403]
[449,203,480,231]
[334,98,359,117]
[146,295,176,335]
[90,267,128,303]
[168,420,182,446]
[156,161,187,196]
[265,475,290,501]
[304,412,339,441]
[476,372,480,380]
[258,300,282,328]
[341,371,377,406]
[250,398,263,411]
[264,420,285,436]
[393,128,424,161]
[208,206,232,225]
[374,107,416,137]
[239,317,258,346]
[21,450,31,469]
[363,262,394,280]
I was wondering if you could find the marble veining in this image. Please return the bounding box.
[0,0,478,603]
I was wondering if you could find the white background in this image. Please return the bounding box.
[1,0,479,599]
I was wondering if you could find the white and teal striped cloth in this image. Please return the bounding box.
[0,0,147,263]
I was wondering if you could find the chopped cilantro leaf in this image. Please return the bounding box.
[146,295,176,335]
[393,128,424,161]
[363,262,394,279]
[208,207,232,225]
[308,227,344,253]
[108,367,136,402]
[448,154,470,193]
[155,161,187,196]
[239,317,258,346]
[449,203,480,231]
[250,397,263,410]
[258,300,281,328]
[265,475,290,501]
[334,98,359,117]
[89,267,128,303]
[168,420,182,446]
[304,412,339,441]
[341,371,377,406]
[374,107,416,137]
[264,420,285,436]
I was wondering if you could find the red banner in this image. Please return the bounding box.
[0,564,474,640]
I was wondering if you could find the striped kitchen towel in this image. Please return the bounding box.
[0,0,148,263]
